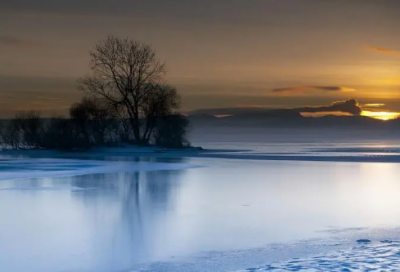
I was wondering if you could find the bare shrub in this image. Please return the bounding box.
[153,114,190,148]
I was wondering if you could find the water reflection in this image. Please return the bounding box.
[70,170,185,269]
[0,158,187,272]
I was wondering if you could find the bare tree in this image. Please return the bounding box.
[112,104,134,143]
[0,119,22,149]
[70,97,118,146]
[0,120,4,148]
[69,99,92,146]
[14,110,43,148]
[141,84,180,143]
[78,35,173,145]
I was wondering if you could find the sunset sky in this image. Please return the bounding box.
[1,0,400,118]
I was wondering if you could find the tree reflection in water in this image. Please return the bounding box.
[69,157,187,270]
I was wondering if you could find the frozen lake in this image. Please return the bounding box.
[1,153,400,271]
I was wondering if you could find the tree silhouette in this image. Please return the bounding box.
[70,97,117,146]
[78,35,180,145]
[15,110,43,148]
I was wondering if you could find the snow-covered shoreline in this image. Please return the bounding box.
[2,145,400,163]
[0,156,199,181]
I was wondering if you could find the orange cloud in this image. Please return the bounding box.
[214,114,232,118]
[363,103,385,107]
[236,104,284,108]
[366,46,400,56]
[300,111,353,117]
[272,86,356,93]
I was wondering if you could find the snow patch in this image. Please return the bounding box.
[235,241,400,272]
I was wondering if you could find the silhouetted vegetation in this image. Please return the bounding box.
[0,35,190,151]
[154,114,190,148]
[15,111,43,148]
[0,118,21,149]
[78,35,182,146]
[70,97,118,147]
[41,117,83,151]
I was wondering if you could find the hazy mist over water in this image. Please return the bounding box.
[189,125,400,151]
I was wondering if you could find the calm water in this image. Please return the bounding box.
[1,157,400,271]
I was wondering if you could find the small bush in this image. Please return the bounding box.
[0,119,21,149]
[42,117,87,151]
[70,97,118,147]
[15,111,44,148]
[153,114,190,148]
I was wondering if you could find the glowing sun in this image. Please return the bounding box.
[361,110,400,121]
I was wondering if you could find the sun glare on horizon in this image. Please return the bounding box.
[361,110,400,121]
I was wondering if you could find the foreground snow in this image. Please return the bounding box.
[236,240,400,272]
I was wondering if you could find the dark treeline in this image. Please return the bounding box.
[0,102,189,151]
[0,35,190,151]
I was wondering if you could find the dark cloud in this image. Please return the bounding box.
[272,86,356,93]
[297,99,362,116]
[0,35,40,48]
[1,0,399,29]
[189,99,362,116]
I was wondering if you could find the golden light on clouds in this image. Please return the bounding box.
[364,103,385,107]
[381,78,400,85]
[366,46,400,56]
[301,108,400,121]
[361,110,400,121]
[214,114,232,118]
[369,77,400,86]
[272,86,356,94]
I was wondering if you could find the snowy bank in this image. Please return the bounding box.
[0,157,198,181]
[3,145,400,163]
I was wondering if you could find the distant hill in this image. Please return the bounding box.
[187,112,400,129]
[188,108,302,120]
